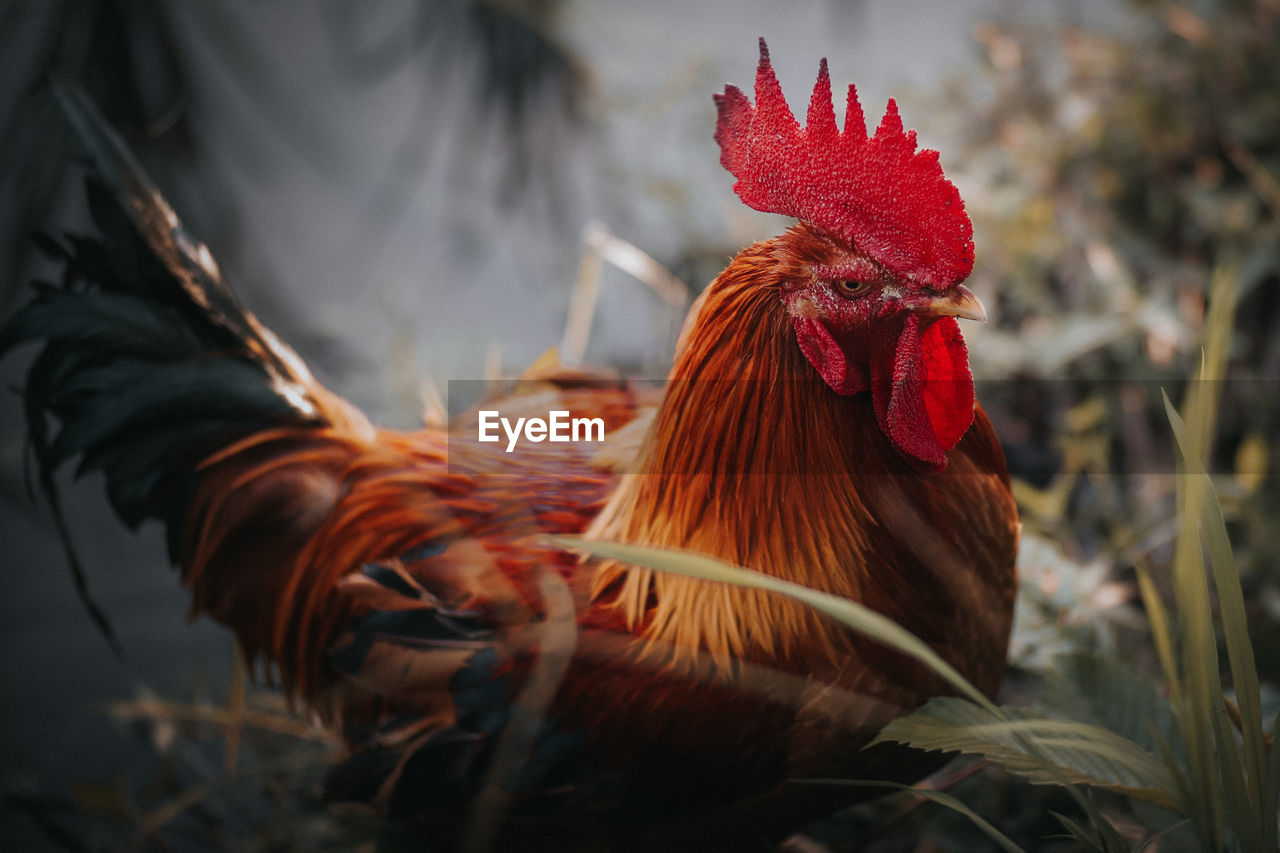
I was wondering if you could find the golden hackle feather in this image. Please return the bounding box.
[587,230,1017,701]
[588,239,876,668]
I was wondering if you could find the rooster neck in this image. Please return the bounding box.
[585,243,902,667]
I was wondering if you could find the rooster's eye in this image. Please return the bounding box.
[834,280,870,298]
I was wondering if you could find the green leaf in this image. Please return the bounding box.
[871,697,1184,811]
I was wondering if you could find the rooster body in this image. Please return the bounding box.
[4,45,1017,848]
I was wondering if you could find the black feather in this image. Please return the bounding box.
[0,83,332,650]
[361,562,424,598]
[52,83,297,379]
[45,359,306,469]
[0,289,205,358]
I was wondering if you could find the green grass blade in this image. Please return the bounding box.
[1154,260,1242,850]
[1166,392,1267,848]
[1134,561,1180,706]
[1053,809,1129,853]
[1208,696,1255,851]
[1181,262,1237,463]
[805,779,1026,853]
[1184,466,1268,847]
[551,536,997,711]
[1051,811,1105,852]
[1163,391,1226,849]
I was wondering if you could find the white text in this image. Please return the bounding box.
[477,410,606,452]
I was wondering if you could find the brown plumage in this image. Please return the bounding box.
[590,229,1016,685]
[3,48,1018,850]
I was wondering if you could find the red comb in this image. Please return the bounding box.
[715,39,974,289]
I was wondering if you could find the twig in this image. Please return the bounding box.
[463,568,578,853]
[109,697,331,742]
[132,753,330,842]
[560,224,605,365]
[560,222,690,365]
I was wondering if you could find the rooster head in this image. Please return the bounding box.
[714,39,983,470]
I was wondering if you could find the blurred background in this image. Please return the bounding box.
[1,0,1278,849]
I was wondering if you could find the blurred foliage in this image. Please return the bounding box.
[316,0,586,226]
[3,671,372,852]
[915,0,1280,848]
[0,0,584,312]
[864,274,1278,851]
[1008,532,1145,673]
[962,0,1280,335]
[949,0,1280,659]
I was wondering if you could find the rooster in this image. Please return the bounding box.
[4,41,1018,850]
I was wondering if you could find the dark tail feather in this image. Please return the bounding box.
[1,85,349,642]
[48,80,308,386]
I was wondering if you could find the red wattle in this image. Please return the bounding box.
[792,315,869,396]
[920,317,975,452]
[871,315,974,470]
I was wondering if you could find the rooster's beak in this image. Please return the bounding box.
[914,285,987,323]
